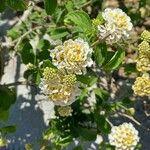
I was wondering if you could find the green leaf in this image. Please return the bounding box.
[23,69,41,86]
[139,0,147,7]
[0,0,6,12]
[104,49,125,72]
[73,145,83,150]
[64,11,92,32]
[0,87,16,112]
[77,127,97,141]
[124,63,137,75]
[51,28,69,39]
[79,88,88,101]
[65,1,74,12]
[94,43,107,67]
[94,88,109,101]
[7,0,28,11]
[0,110,9,122]
[95,115,111,133]
[40,59,57,69]
[44,0,57,15]
[76,75,97,86]
[0,125,16,134]
[21,41,36,65]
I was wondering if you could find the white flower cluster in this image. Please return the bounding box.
[40,67,80,106]
[50,38,93,74]
[108,123,139,150]
[98,8,133,43]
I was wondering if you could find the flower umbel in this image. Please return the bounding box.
[138,41,150,55]
[50,38,93,74]
[0,137,7,147]
[98,8,133,43]
[108,123,139,150]
[132,74,150,96]
[40,67,80,106]
[136,54,150,72]
[57,106,73,117]
[141,30,150,42]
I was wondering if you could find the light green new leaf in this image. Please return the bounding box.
[64,11,92,32]
[94,88,109,101]
[104,49,125,71]
[44,0,57,15]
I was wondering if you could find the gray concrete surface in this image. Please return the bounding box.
[1,55,55,149]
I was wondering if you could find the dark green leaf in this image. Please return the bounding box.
[77,127,97,141]
[64,11,92,32]
[94,43,107,67]
[0,125,16,134]
[0,87,16,112]
[0,0,6,12]
[21,41,36,65]
[95,115,111,133]
[104,49,125,72]
[124,63,137,74]
[44,0,57,15]
[76,75,97,86]
[0,110,9,122]
[139,0,147,7]
[40,59,57,69]
[73,145,83,150]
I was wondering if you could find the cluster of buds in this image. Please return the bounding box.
[57,106,73,117]
[133,30,150,96]
[40,67,80,106]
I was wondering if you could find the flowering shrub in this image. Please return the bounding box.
[0,0,150,149]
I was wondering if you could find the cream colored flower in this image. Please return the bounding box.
[98,8,133,43]
[108,123,139,150]
[132,74,150,96]
[26,63,35,70]
[136,54,150,72]
[40,67,80,106]
[138,41,150,55]
[57,106,73,117]
[0,137,7,147]
[50,38,93,74]
[141,30,150,42]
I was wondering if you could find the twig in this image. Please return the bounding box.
[79,0,93,8]
[118,112,150,131]
[13,26,43,51]
[2,81,36,87]
[91,34,111,47]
